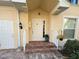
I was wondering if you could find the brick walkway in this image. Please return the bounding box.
[0,41,63,59]
[0,49,63,59]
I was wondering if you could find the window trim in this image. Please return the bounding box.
[62,16,79,40]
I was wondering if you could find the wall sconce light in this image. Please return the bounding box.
[19,22,23,29]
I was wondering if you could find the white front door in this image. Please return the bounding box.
[32,19,44,41]
[0,20,15,49]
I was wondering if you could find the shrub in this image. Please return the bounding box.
[68,51,79,59]
[62,40,79,56]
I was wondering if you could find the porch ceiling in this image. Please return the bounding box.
[27,0,58,12]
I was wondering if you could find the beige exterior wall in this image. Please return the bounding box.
[49,5,79,43]
[0,6,29,48]
[19,12,29,45]
[1,5,79,47]
[28,8,49,41]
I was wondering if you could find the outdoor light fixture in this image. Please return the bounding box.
[19,22,23,29]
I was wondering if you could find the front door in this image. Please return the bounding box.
[32,19,44,41]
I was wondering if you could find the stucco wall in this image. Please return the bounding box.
[0,6,29,48]
[20,12,29,46]
[28,9,49,41]
[49,5,79,47]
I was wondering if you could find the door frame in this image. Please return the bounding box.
[31,18,45,41]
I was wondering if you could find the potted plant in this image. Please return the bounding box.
[57,31,63,41]
[44,34,49,42]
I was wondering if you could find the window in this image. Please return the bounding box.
[69,0,78,5]
[63,17,76,39]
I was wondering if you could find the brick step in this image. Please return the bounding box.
[26,44,54,49]
[29,41,45,43]
[26,43,55,47]
[25,41,57,53]
[26,48,57,53]
[26,41,56,48]
[29,41,54,45]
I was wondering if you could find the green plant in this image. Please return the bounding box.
[57,34,63,41]
[57,30,63,41]
[44,34,49,42]
[69,51,79,59]
[62,40,79,56]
